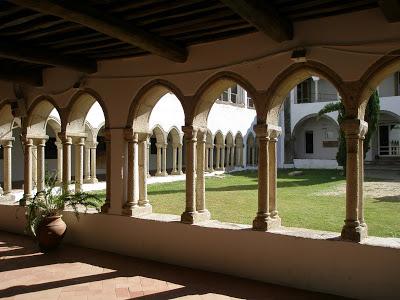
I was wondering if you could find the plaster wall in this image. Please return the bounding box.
[0,205,399,300]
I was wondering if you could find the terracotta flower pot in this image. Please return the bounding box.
[36,215,67,252]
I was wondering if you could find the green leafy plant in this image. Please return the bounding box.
[25,174,102,236]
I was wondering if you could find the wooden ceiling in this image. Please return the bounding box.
[0,0,395,86]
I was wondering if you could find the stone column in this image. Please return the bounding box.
[90,144,98,183]
[123,133,139,215]
[146,138,151,177]
[341,119,368,242]
[269,130,281,222]
[251,146,255,165]
[178,143,183,174]
[138,133,152,212]
[221,145,225,171]
[230,146,235,168]
[162,144,167,176]
[101,130,111,213]
[74,137,85,193]
[55,142,63,184]
[215,145,220,170]
[195,129,210,220]
[209,145,214,172]
[226,146,231,169]
[84,146,91,183]
[155,144,162,176]
[205,146,209,172]
[172,145,178,174]
[31,145,37,188]
[22,137,33,205]
[59,134,72,194]
[253,124,282,231]
[181,126,198,223]
[36,138,47,192]
[2,139,13,195]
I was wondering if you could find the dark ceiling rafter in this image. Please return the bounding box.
[9,0,188,63]
[0,61,42,86]
[378,0,400,22]
[219,0,293,42]
[0,38,97,73]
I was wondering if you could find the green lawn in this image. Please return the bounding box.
[96,169,400,237]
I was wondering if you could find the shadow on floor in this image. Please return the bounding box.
[0,231,347,300]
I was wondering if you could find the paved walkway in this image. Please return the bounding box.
[0,231,346,300]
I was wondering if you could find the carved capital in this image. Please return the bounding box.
[253,124,282,140]
[341,119,368,139]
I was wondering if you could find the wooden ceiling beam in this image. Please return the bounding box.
[219,0,293,42]
[0,39,97,73]
[0,62,42,86]
[10,0,188,62]
[379,0,400,23]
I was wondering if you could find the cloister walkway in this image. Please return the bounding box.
[0,231,344,300]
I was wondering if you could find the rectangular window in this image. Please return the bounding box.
[305,131,314,154]
[222,90,229,102]
[247,96,254,108]
[297,79,312,103]
[230,85,238,103]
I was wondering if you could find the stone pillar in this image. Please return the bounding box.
[31,146,37,188]
[195,129,211,220]
[269,131,281,222]
[101,130,111,213]
[138,133,152,213]
[251,146,255,165]
[2,139,13,195]
[181,126,198,223]
[59,134,72,194]
[215,145,220,170]
[162,144,167,176]
[22,137,33,205]
[55,142,63,184]
[341,119,368,242]
[209,145,214,172]
[253,124,282,231]
[90,144,98,183]
[178,143,183,174]
[84,146,91,183]
[36,138,47,192]
[74,137,85,193]
[147,138,151,177]
[230,146,235,168]
[205,146,209,172]
[221,145,225,171]
[155,144,162,176]
[123,133,140,215]
[172,145,178,174]
[226,146,231,169]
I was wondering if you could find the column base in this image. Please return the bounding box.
[181,210,211,224]
[341,221,368,242]
[123,204,152,217]
[101,201,110,213]
[84,178,98,184]
[253,214,281,231]
[155,172,163,177]
[161,172,168,176]
[171,170,184,175]
[20,194,32,206]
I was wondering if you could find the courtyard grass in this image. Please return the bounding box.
[95,169,400,238]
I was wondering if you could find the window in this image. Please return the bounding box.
[220,85,240,103]
[222,90,229,102]
[297,79,312,103]
[230,85,238,103]
[305,131,314,154]
[150,137,157,154]
[247,96,254,108]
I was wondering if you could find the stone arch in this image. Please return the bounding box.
[46,116,62,142]
[263,61,345,125]
[126,79,186,133]
[206,129,213,146]
[192,71,258,127]
[225,131,234,146]
[246,132,255,165]
[292,113,339,135]
[214,130,224,145]
[235,132,244,145]
[358,51,400,119]
[65,89,108,134]
[379,110,400,123]
[151,124,166,145]
[26,96,61,137]
[167,126,182,145]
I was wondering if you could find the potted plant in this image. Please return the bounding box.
[25,174,103,252]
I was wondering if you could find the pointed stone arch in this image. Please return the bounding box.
[26,95,61,137]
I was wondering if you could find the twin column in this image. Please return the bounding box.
[1,139,14,196]
[252,124,282,231]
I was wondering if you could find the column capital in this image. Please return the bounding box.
[72,136,86,145]
[0,139,14,148]
[58,132,72,144]
[341,119,368,139]
[21,135,34,146]
[33,137,48,147]
[253,124,282,140]
[182,125,199,139]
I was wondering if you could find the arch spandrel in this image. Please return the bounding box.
[0,104,15,140]
[26,96,61,137]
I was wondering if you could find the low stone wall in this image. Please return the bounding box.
[1,203,399,300]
